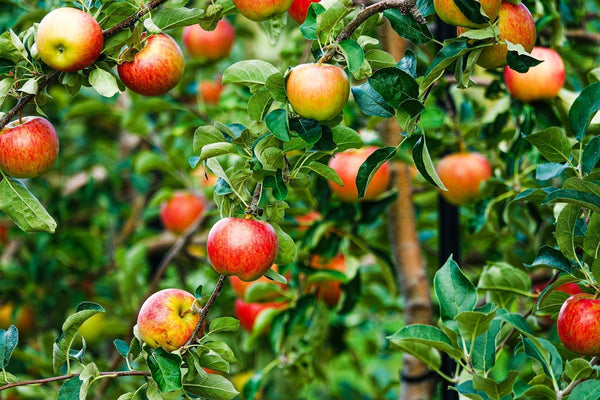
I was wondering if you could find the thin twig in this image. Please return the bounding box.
[183,274,227,349]
[246,183,263,216]
[0,0,169,131]
[0,370,150,391]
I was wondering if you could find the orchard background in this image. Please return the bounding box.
[1,0,600,399]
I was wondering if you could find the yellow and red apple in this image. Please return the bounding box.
[436,152,492,206]
[434,0,501,28]
[233,0,294,21]
[558,293,600,356]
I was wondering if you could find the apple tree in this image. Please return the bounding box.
[0,0,600,399]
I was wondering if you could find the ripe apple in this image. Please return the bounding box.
[504,47,565,103]
[36,7,103,72]
[533,281,582,296]
[295,210,322,231]
[0,116,59,179]
[207,218,279,281]
[198,79,224,105]
[288,0,321,24]
[232,0,294,21]
[434,0,501,28]
[558,293,600,356]
[436,152,491,206]
[118,33,185,96]
[0,222,8,244]
[458,1,536,69]
[160,191,206,234]
[0,303,35,334]
[137,288,200,351]
[327,147,391,202]
[234,298,285,332]
[286,63,350,121]
[182,19,235,61]
[310,254,346,306]
[229,265,286,299]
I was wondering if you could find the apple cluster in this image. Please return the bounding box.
[436,0,536,69]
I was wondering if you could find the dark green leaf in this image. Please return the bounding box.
[536,163,569,181]
[57,376,83,400]
[147,348,183,392]
[351,82,395,118]
[542,189,600,214]
[356,147,396,198]
[384,9,432,45]
[556,204,580,260]
[413,136,446,189]
[434,257,477,321]
[265,109,290,141]
[582,136,600,174]
[0,325,18,368]
[289,118,321,144]
[454,0,488,25]
[184,373,239,400]
[525,246,573,274]
[339,39,364,73]
[569,82,600,141]
[525,127,572,163]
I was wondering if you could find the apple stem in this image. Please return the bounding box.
[183,274,227,349]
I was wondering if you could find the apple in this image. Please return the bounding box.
[288,0,321,24]
[0,303,35,334]
[137,288,200,351]
[36,7,103,72]
[295,210,322,231]
[232,0,294,21]
[182,19,235,61]
[504,47,565,103]
[434,0,501,28]
[558,293,600,356]
[327,147,391,202]
[234,298,285,332]
[118,33,185,96]
[457,1,536,69]
[286,63,350,121]
[0,222,8,244]
[229,265,286,299]
[78,313,107,344]
[436,152,491,206]
[310,254,346,306]
[0,116,59,179]
[533,281,582,296]
[207,218,279,281]
[160,191,206,234]
[198,79,224,105]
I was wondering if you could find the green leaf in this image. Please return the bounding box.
[472,371,519,400]
[151,7,203,30]
[202,342,237,364]
[365,49,397,70]
[526,246,573,274]
[556,204,580,260]
[569,380,600,400]
[199,352,229,373]
[388,324,464,360]
[506,41,542,73]
[289,118,321,144]
[582,135,600,174]
[331,126,363,152]
[223,60,280,93]
[208,317,240,334]
[265,268,288,284]
[478,262,531,298]
[454,0,488,24]
[564,358,594,383]
[356,147,396,198]
[147,348,182,392]
[471,315,501,372]
[57,376,83,400]
[193,125,227,153]
[264,170,287,201]
[525,127,572,163]
[351,82,395,118]
[384,9,432,45]
[456,309,497,343]
[248,90,274,122]
[521,336,563,382]
[134,151,167,174]
[421,40,470,92]
[369,67,419,109]
[265,73,287,103]
[265,109,290,141]
[272,222,296,265]
[0,325,18,368]
[0,178,57,233]
[542,189,600,214]
[413,136,446,189]
[198,143,238,162]
[113,339,129,359]
[434,257,477,322]
[569,82,600,141]
[184,373,239,400]
[79,362,100,399]
[584,212,600,258]
[89,68,119,97]
[306,161,343,186]
[388,339,443,372]
[339,39,364,73]
[536,163,569,181]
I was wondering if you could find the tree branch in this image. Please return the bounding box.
[0,0,170,131]
[0,370,150,391]
[183,274,227,349]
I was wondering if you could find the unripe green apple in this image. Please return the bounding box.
[0,116,59,179]
[434,0,501,28]
[118,33,185,96]
[458,1,536,69]
[286,63,350,121]
[436,152,492,206]
[504,47,565,102]
[327,147,391,202]
[36,7,103,72]
[558,293,600,356]
[137,288,200,351]
[182,19,235,61]
[233,0,294,21]
[207,218,279,281]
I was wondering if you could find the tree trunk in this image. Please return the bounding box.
[381,23,436,400]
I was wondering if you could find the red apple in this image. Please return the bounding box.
[234,298,285,332]
[182,19,235,61]
[160,191,206,234]
[434,0,501,28]
[504,47,565,103]
[327,147,391,202]
[233,0,294,21]
[36,7,103,72]
[436,152,491,206]
[198,79,224,105]
[288,0,321,24]
[458,1,536,69]
[310,254,346,306]
[0,116,59,179]
[137,288,200,351]
[533,281,582,296]
[295,210,322,231]
[118,33,185,96]
[286,63,350,121]
[229,265,285,299]
[0,222,8,244]
[558,293,600,356]
[207,218,279,281]
[0,303,35,334]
